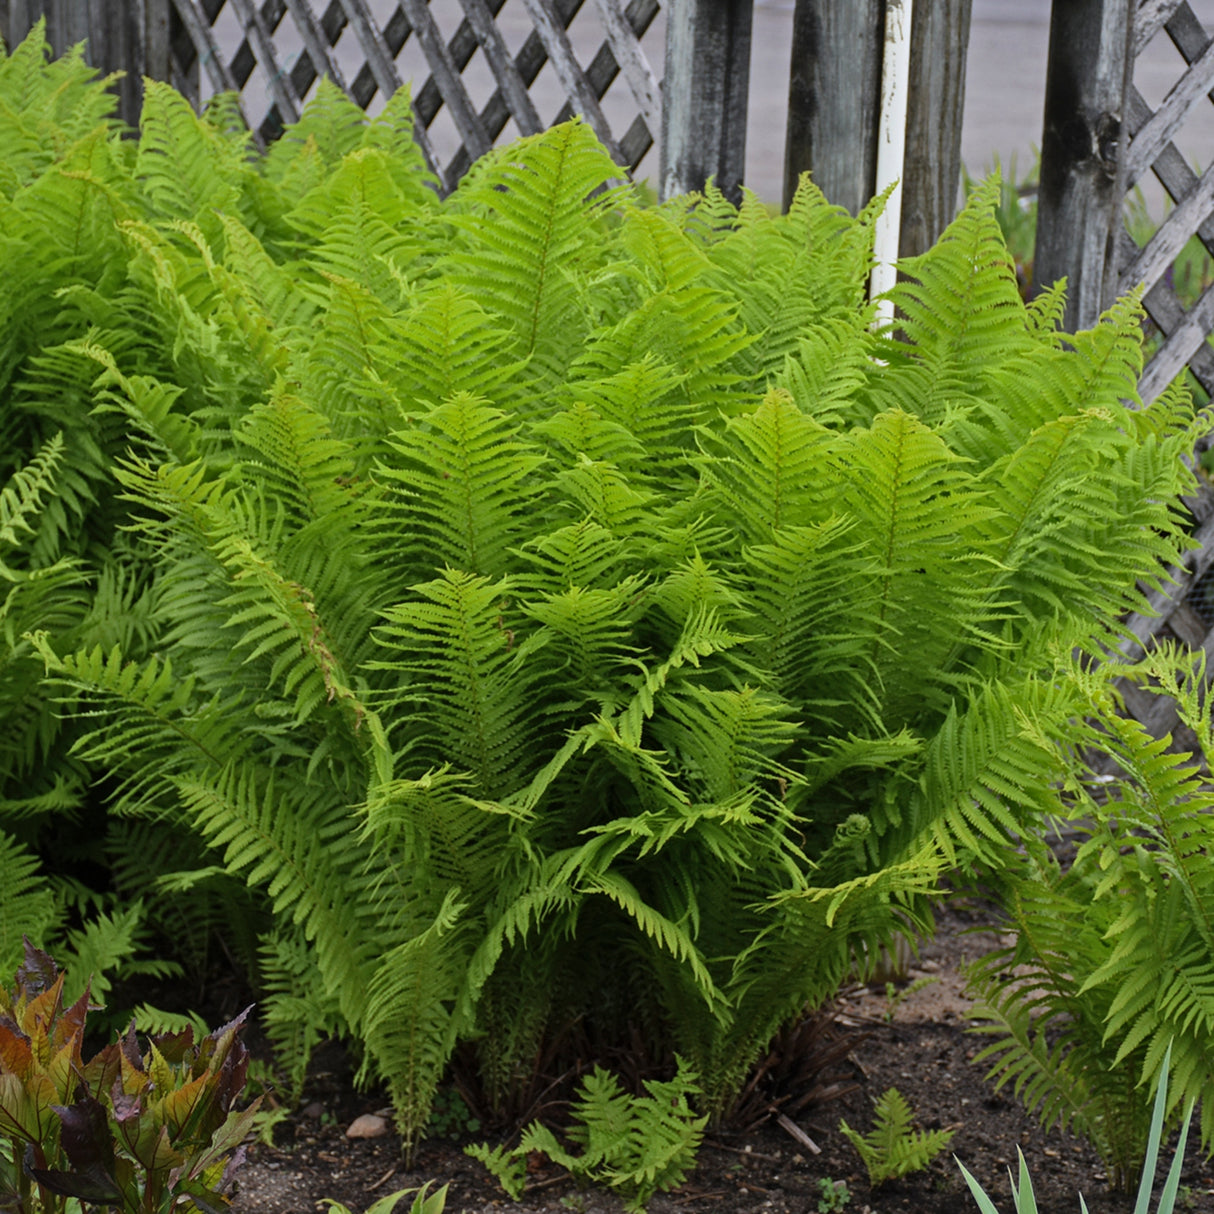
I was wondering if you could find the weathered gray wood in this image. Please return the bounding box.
[783,0,882,214]
[1135,263,1214,397]
[399,0,492,161]
[1033,0,1135,332]
[900,0,974,256]
[335,0,402,100]
[164,0,260,145]
[1120,161,1214,294]
[550,0,658,133]
[1138,279,1214,401]
[1135,0,1186,55]
[1167,601,1208,648]
[455,0,543,134]
[592,0,660,135]
[518,0,623,161]
[282,0,349,94]
[226,0,301,125]
[144,0,172,87]
[447,0,586,180]
[661,0,753,201]
[1125,34,1214,183]
[0,0,154,125]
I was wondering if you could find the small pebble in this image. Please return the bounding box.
[346,1113,390,1139]
[301,1102,325,1120]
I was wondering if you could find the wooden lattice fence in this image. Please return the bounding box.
[1035,0,1214,751]
[164,0,662,195]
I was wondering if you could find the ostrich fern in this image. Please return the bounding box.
[6,42,1205,1150]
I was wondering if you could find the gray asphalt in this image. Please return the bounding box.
[210,0,1214,208]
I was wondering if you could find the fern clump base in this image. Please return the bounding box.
[1,26,1208,1171]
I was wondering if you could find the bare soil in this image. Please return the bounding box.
[228,902,1214,1214]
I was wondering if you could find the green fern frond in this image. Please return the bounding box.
[0,829,59,976]
[376,393,546,579]
[289,149,427,303]
[362,888,472,1145]
[372,284,525,416]
[259,930,346,1101]
[703,388,839,541]
[883,176,1031,419]
[0,432,65,552]
[263,78,372,185]
[446,119,628,383]
[136,79,244,221]
[373,570,547,792]
[55,898,154,1004]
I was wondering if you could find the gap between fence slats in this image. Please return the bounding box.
[1126,32,1214,181]
[1135,0,1187,55]
[399,0,492,160]
[1120,161,1214,293]
[591,0,660,134]
[518,0,624,161]
[455,0,544,134]
[225,0,301,123]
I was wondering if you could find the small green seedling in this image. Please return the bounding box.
[817,1176,852,1211]
[840,1087,955,1187]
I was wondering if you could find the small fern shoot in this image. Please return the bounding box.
[839,1087,956,1186]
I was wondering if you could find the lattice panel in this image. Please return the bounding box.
[1122,0,1214,402]
[167,0,663,193]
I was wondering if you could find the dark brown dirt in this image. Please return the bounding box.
[228,902,1214,1214]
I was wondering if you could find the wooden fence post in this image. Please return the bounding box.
[783,0,972,254]
[900,0,972,256]
[659,0,754,202]
[1033,0,1134,331]
[783,0,883,216]
[0,0,161,127]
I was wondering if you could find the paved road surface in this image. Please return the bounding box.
[213,0,1214,208]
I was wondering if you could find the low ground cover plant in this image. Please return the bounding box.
[3,24,1210,1184]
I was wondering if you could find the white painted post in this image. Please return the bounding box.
[869,0,914,327]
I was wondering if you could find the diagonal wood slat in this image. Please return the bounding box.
[591,0,660,134]
[1135,0,1186,54]
[164,0,658,195]
[1119,160,1214,294]
[226,0,302,124]
[399,0,493,160]
[1138,278,1214,400]
[455,0,544,134]
[1125,32,1214,182]
[517,0,624,161]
